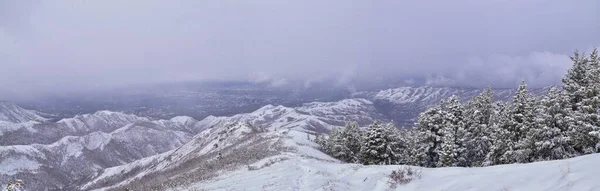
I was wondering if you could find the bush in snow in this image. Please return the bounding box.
[387,166,422,188]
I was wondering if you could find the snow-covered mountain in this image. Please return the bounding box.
[0,99,385,190]
[0,102,47,124]
[0,104,211,190]
[75,99,383,190]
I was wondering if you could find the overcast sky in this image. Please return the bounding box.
[0,0,599,97]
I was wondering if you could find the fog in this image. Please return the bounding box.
[0,0,598,98]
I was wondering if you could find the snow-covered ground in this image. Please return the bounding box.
[173,129,600,191]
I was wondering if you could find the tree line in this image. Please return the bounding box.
[316,49,600,167]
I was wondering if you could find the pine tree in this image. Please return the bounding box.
[589,48,600,143]
[562,50,590,111]
[436,96,467,167]
[438,124,459,167]
[382,122,401,165]
[412,103,446,167]
[563,49,600,154]
[338,122,363,163]
[360,122,391,165]
[324,128,343,158]
[395,128,415,165]
[314,134,327,151]
[530,88,575,161]
[463,87,494,166]
[486,101,513,165]
[505,80,537,163]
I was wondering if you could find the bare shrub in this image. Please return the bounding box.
[247,157,288,171]
[387,166,422,188]
[247,165,259,171]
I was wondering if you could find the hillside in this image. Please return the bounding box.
[88,113,600,191]
[176,150,600,191]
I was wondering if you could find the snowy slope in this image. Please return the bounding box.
[81,99,385,190]
[0,102,47,123]
[177,151,600,191]
[162,116,599,191]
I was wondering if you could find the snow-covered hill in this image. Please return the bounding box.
[175,148,600,191]
[86,104,600,191]
[78,99,387,190]
[0,99,385,190]
[0,104,211,190]
[0,102,47,124]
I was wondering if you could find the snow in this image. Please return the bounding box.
[81,151,174,189]
[0,121,39,136]
[170,116,196,125]
[94,110,122,116]
[84,132,111,150]
[0,102,48,123]
[175,151,600,191]
[167,126,600,191]
[298,99,373,115]
[57,117,86,131]
[0,156,42,176]
[365,86,513,105]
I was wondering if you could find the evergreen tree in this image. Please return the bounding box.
[436,96,467,167]
[589,48,600,143]
[395,128,415,165]
[486,101,511,165]
[382,122,401,165]
[530,88,575,161]
[413,103,446,167]
[438,124,459,167]
[338,122,363,163]
[483,102,511,166]
[562,50,589,111]
[324,128,343,158]
[505,80,537,163]
[563,49,600,154]
[360,122,391,165]
[463,87,494,166]
[314,134,327,151]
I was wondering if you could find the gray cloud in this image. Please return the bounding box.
[0,0,599,98]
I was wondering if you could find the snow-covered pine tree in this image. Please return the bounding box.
[463,87,494,166]
[563,49,600,154]
[382,122,411,165]
[314,134,327,151]
[486,101,513,165]
[325,128,344,158]
[360,122,392,165]
[438,124,459,167]
[503,80,537,163]
[530,87,575,161]
[412,101,446,167]
[395,128,415,165]
[436,96,467,167]
[562,50,589,111]
[589,48,600,145]
[339,122,363,163]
